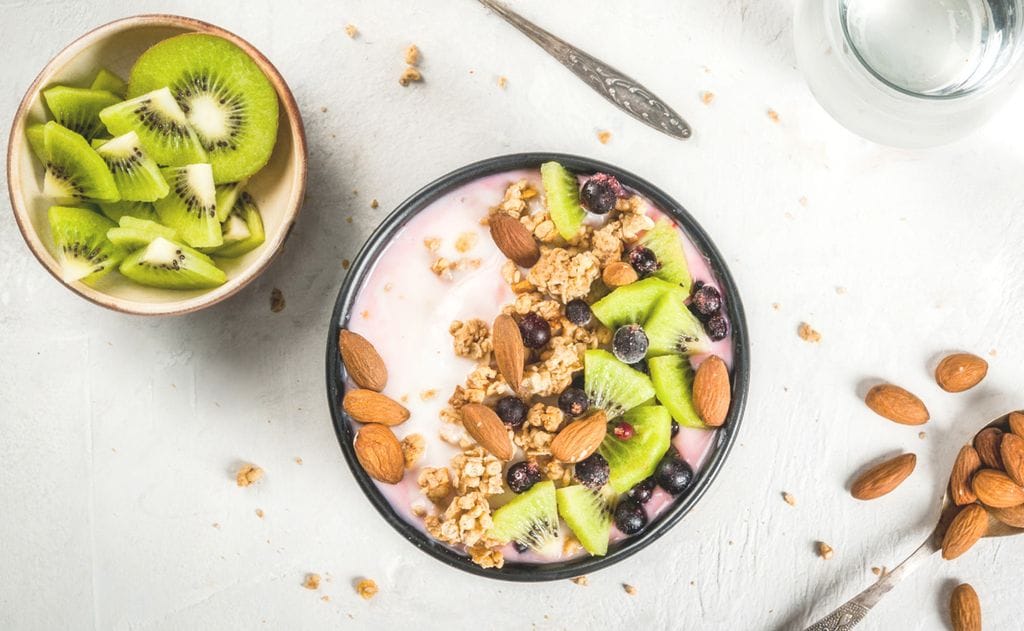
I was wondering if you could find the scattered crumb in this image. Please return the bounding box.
[700,91,715,104]
[423,237,441,253]
[405,44,420,66]
[571,576,589,586]
[835,286,847,295]
[871,567,882,576]
[355,578,378,600]
[798,322,822,343]
[400,434,425,469]
[370,199,379,209]
[419,389,438,401]
[767,109,780,123]
[212,522,220,529]
[352,189,359,196]
[497,76,508,89]
[342,259,351,270]
[623,584,637,596]
[255,508,264,519]
[817,542,834,560]
[270,288,285,313]
[360,310,369,319]
[784,211,794,220]
[303,574,321,590]
[236,464,264,487]
[989,348,997,357]
[399,67,422,86]
[344,24,359,38]
[918,431,927,440]
[771,302,781,311]
[346,216,353,224]
[782,492,796,506]
[455,232,477,253]
[321,595,331,602]
[295,457,303,465]
[400,394,409,403]
[384,283,393,292]
[320,106,327,113]
[597,130,612,145]
[799,196,808,207]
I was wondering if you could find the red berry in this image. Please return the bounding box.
[613,421,635,440]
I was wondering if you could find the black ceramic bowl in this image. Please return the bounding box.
[325,153,749,581]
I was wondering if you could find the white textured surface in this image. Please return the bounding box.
[2,1,1024,629]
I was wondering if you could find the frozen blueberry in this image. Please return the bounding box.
[565,299,593,327]
[506,460,543,494]
[627,477,656,504]
[655,450,694,496]
[557,387,589,418]
[627,246,660,278]
[705,314,729,342]
[613,324,649,364]
[573,453,610,490]
[691,284,722,317]
[496,396,528,429]
[579,173,624,214]
[614,499,648,535]
[671,420,680,437]
[519,313,551,349]
[612,421,635,440]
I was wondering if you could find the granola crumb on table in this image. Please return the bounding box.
[355,578,379,600]
[302,573,321,590]
[236,463,264,487]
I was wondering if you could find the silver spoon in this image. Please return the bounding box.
[475,0,692,141]
[802,411,1024,630]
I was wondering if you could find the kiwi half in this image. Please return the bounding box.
[41,122,120,203]
[488,480,560,555]
[119,236,226,290]
[541,161,586,240]
[599,405,673,493]
[212,192,265,258]
[584,349,656,418]
[648,355,704,428]
[107,216,178,250]
[94,132,169,202]
[89,68,127,98]
[556,485,613,556]
[155,164,222,248]
[636,220,693,292]
[127,33,279,184]
[99,87,208,167]
[42,86,120,141]
[48,205,126,282]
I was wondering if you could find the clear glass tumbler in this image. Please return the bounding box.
[794,0,1024,147]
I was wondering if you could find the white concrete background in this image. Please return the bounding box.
[2,1,1023,629]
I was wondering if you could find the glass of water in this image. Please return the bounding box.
[795,0,1024,146]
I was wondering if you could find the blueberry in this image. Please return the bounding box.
[571,370,586,389]
[565,299,593,327]
[513,541,530,553]
[627,247,660,277]
[579,173,624,215]
[626,477,656,504]
[705,314,729,341]
[573,453,610,490]
[613,324,649,364]
[614,499,648,535]
[557,387,589,417]
[655,451,694,496]
[612,421,635,440]
[671,420,680,437]
[506,460,543,494]
[496,396,528,429]
[519,313,551,349]
[691,284,722,317]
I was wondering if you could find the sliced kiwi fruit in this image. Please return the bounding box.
[644,290,709,357]
[94,132,169,202]
[488,480,560,555]
[98,200,159,223]
[127,33,279,184]
[591,277,680,330]
[107,216,178,250]
[42,86,121,141]
[41,122,120,203]
[155,164,222,248]
[214,180,247,222]
[119,236,226,289]
[99,87,208,167]
[599,405,673,493]
[212,192,265,258]
[48,205,126,282]
[541,161,585,240]
[584,349,656,418]
[89,68,127,98]
[636,220,693,292]
[556,485,613,556]
[26,124,47,162]
[648,355,704,429]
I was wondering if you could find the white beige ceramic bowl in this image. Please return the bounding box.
[6,14,307,315]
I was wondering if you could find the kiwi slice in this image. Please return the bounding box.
[119,236,226,289]
[155,164,222,248]
[636,220,693,292]
[26,124,47,162]
[107,216,178,250]
[648,355,704,429]
[584,349,656,418]
[556,485,613,556]
[99,87,208,167]
[42,86,121,141]
[644,290,709,357]
[127,33,279,184]
[48,205,126,282]
[541,161,585,240]
[488,480,560,555]
[212,192,265,258]
[41,122,120,203]
[599,405,673,493]
[214,180,247,222]
[90,68,127,98]
[98,200,159,223]
[94,132,170,202]
[591,277,680,330]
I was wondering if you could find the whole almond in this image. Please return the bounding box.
[492,315,525,391]
[941,504,989,560]
[602,261,638,287]
[850,453,917,500]
[343,389,410,426]
[864,384,929,425]
[693,355,731,427]
[339,330,388,391]
[461,403,513,460]
[988,503,1024,528]
[489,213,540,267]
[949,583,982,631]
[974,427,1004,470]
[354,423,404,484]
[999,433,1024,486]
[935,353,988,393]
[1009,411,1024,438]
[949,445,982,506]
[972,468,1024,508]
[551,411,608,463]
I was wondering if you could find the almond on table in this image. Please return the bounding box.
[850,453,917,500]
[864,384,929,425]
[935,352,988,392]
[949,583,982,631]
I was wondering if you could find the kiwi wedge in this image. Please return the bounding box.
[599,405,673,493]
[48,205,126,282]
[99,87,208,167]
[541,161,585,240]
[26,124,47,162]
[556,485,613,556]
[98,200,159,223]
[648,355,704,428]
[212,192,265,258]
[127,33,279,184]
[155,164,222,248]
[584,349,656,418]
[644,290,709,357]
[636,220,693,292]
[214,180,247,222]
[94,132,169,202]
[107,216,178,250]
[41,122,120,203]
[89,68,127,98]
[42,86,121,141]
[591,277,680,330]
[488,480,560,555]
[119,236,226,289]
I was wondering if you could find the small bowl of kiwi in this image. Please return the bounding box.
[6,14,306,315]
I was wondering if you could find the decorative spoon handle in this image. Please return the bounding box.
[476,0,692,140]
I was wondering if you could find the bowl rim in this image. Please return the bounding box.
[324,152,750,582]
[5,13,308,316]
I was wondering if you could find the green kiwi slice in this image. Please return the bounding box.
[556,485,613,556]
[94,132,169,202]
[119,236,226,289]
[644,290,709,357]
[89,68,127,98]
[99,87,208,167]
[155,164,222,248]
[541,161,586,240]
[214,180,247,222]
[48,205,126,282]
[488,480,560,555]
[648,355,704,429]
[98,200,159,223]
[636,220,693,292]
[127,33,279,184]
[42,86,121,141]
[599,405,673,493]
[41,122,120,202]
[26,124,47,162]
[211,192,265,258]
[590,277,680,330]
[107,216,179,250]
[584,349,656,418]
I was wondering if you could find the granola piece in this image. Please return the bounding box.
[430,257,453,279]
[798,322,822,343]
[497,76,508,89]
[501,259,522,285]
[399,66,422,86]
[417,467,452,504]
[514,404,564,456]
[521,336,585,398]
[527,248,600,303]
[424,491,494,547]
[623,583,638,595]
[424,237,441,253]
[700,90,714,104]
[451,447,505,496]
[543,458,572,485]
[449,319,492,359]
[817,541,834,560]
[491,180,533,219]
[355,578,378,600]
[236,463,264,487]
[597,130,612,145]
[782,492,797,506]
[401,434,426,470]
[468,544,505,569]
[302,573,321,590]
[768,108,780,123]
[591,221,624,267]
[619,211,655,242]
[344,24,359,38]
[571,576,589,586]
[563,534,584,556]
[455,232,478,253]
[419,389,437,401]
[405,44,420,66]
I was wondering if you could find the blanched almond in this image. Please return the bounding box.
[935,353,988,393]
[492,315,524,392]
[972,469,1024,508]
[489,213,540,267]
[339,330,388,391]
[850,453,917,500]
[343,389,410,426]
[693,355,730,427]
[950,583,982,631]
[551,411,608,463]
[354,423,404,484]
[999,433,1024,486]
[461,403,513,460]
[949,445,982,506]
[974,427,1004,470]
[865,384,929,425]
[942,505,989,560]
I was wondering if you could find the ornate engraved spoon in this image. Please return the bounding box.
[475,0,692,141]
[802,412,1024,631]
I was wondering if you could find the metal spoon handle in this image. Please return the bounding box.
[476,0,692,140]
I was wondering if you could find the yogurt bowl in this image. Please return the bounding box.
[326,153,748,581]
